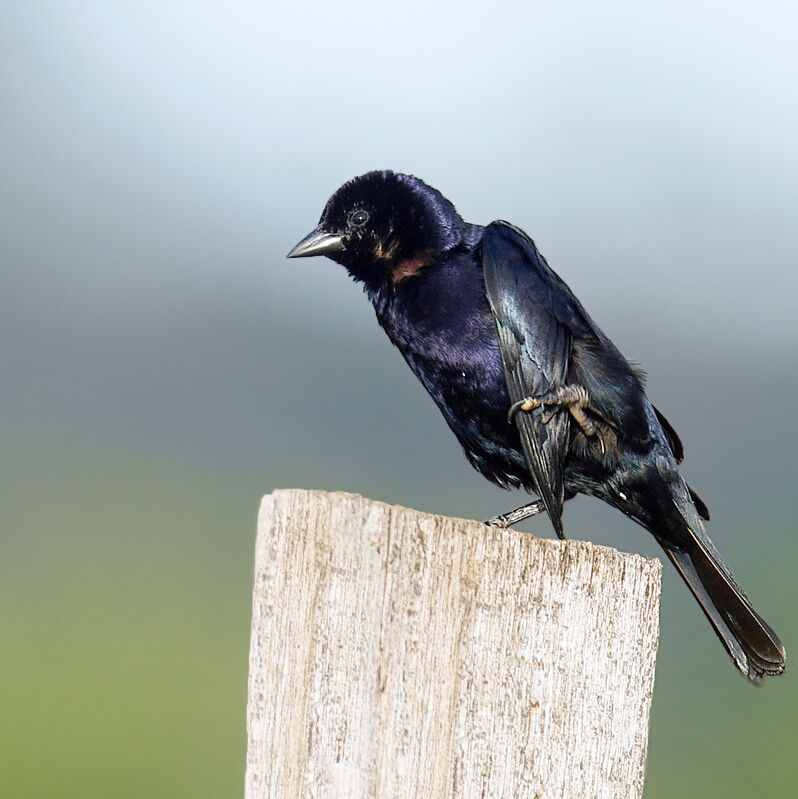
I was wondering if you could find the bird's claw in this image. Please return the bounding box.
[507,397,542,424]
[540,407,558,425]
[508,384,609,444]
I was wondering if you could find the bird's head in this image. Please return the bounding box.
[287,171,466,289]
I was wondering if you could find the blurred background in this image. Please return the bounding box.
[2,1,796,796]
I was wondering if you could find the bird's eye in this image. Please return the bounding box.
[350,209,370,227]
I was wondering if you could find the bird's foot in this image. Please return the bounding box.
[506,396,545,419]
[484,499,547,528]
[508,384,606,447]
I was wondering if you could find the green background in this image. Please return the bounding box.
[3,3,796,796]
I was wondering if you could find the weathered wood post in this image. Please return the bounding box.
[245,489,661,799]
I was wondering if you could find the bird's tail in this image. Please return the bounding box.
[658,523,785,682]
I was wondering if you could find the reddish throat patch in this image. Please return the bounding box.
[392,255,429,285]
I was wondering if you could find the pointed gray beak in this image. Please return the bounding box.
[287,227,345,258]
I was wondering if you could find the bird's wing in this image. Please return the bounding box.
[482,221,588,538]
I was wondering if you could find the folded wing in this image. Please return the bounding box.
[482,221,590,538]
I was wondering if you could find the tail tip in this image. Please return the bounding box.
[740,643,786,684]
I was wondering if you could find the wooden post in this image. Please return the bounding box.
[245,489,661,799]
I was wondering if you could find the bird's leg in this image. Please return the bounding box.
[484,499,546,528]
[508,385,605,441]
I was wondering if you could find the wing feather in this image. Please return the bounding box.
[482,221,579,538]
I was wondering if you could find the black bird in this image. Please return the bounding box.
[288,170,785,682]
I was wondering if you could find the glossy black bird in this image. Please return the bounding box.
[288,170,785,682]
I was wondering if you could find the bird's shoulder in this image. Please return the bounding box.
[481,220,595,339]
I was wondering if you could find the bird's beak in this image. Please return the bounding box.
[286,227,345,258]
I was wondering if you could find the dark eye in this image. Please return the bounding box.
[350,209,369,227]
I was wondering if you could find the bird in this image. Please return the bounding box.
[287,169,785,682]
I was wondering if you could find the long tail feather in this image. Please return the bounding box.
[660,528,785,682]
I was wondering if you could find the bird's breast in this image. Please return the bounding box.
[374,272,532,488]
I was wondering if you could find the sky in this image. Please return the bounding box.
[3,1,797,349]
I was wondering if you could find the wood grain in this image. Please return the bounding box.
[246,489,661,799]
